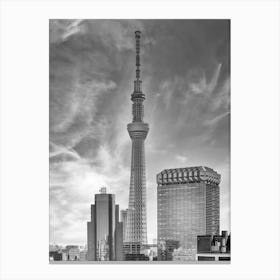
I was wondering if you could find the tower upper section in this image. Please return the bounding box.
[131,31,146,123]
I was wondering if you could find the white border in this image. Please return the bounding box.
[1,0,279,279]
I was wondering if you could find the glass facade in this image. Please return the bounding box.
[120,209,128,241]
[157,166,220,261]
[87,190,119,261]
[87,204,96,261]
[87,190,124,261]
[95,193,115,261]
[206,184,220,235]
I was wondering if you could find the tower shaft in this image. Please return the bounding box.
[125,31,148,245]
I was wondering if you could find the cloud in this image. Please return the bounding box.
[50,103,131,245]
[49,19,85,44]
[50,28,118,149]
[49,141,81,163]
[203,111,230,126]
[175,155,189,165]
[50,150,130,245]
[159,80,175,108]
[156,63,223,111]
[62,19,85,41]
[210,77,230,112]
[187,63,222,96]
[51,78,116,135]
[81,20,154,52]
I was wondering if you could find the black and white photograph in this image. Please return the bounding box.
[1,0,280,279]
[49,19,230,263]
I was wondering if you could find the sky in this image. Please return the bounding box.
[49,19,230,246]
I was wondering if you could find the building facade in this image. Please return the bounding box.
[115,205,124,261]
[157,166,221,261]
[125,31,148,246]
[140,244,158,261]
[120,209,128,241]
[158,239,180,261]
[196,230,230,261]
[87,188,123,261]
[65,245,80,261]
[123,241,141,255]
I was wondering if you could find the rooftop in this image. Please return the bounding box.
[157,166,221,185]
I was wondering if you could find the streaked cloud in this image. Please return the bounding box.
[204,111,230,126]
[188,63,222,95]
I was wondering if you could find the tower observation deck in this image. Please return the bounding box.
[125,31,148,245]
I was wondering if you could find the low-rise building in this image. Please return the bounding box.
[125,254,149,261]
[140,244,158,260]
[158,239,180,261]
[196,230,230,261]
[65,245,80,261]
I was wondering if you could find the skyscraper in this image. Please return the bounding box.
[120,209,128,241]
[125,31,148,245]
[157,166,220,261]
[87,187,123,261]
[115,205,124,261]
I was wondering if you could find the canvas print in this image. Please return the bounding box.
[49,19,230,263]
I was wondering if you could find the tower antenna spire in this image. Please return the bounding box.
[134,31,142,93]
[135,30,141,80]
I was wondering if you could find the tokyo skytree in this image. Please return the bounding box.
[125,31,148,245]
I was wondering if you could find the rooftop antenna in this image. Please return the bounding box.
[99,187,107,194]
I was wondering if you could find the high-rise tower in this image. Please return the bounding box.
[125,31,148,245]
[87,188,124,261]
[157,166,221,261]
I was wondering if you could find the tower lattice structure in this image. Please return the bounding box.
[125,31,148,245]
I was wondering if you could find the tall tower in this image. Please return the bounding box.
[125,31,149,245]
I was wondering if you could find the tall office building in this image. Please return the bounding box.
[115,205,124,261]
[120,209,128,241]
[157,166,221,260]
[87,187,123,261]
[125,31,148,245]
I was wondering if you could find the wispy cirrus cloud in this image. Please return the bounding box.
[210,77,230,112]
[188,63,222,95]
[204,111,230,126]
[157,63,224,109]
[50,19,85,44]
[50,142,131,245]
